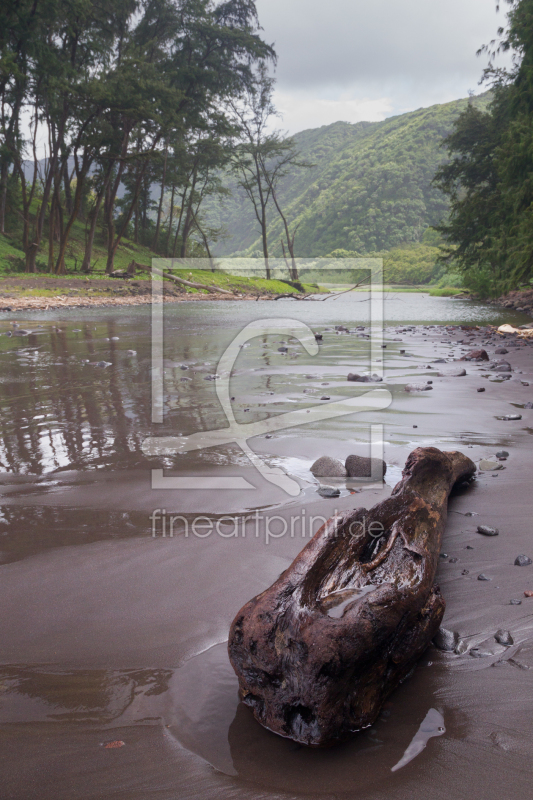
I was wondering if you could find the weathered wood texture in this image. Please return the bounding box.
[228,447,476,746]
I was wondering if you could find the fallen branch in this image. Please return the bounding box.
[229,446,476,747]
[130,261,233,295]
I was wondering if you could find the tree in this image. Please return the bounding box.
[435,0,533,295]
[229,63,312,279]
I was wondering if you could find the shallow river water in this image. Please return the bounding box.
[0,292,532,800]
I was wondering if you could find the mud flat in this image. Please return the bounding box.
[0,302,533,799]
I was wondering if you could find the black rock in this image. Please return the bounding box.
[477,525,499,536]
[495,629,514,646]
[495,450,509,458]
[345,454,387,479]
[514,554,532,566]
[478,573,491,581]
[277,346,288,353]
[477,388,486,393]
[462,569,470,575]
[433,627,459,652]
[317,486,341,498]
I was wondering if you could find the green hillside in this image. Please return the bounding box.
[210,93,491,261]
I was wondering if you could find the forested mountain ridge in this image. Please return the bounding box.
[210,93,491,258]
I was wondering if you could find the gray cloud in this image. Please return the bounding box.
[255,0,511,130]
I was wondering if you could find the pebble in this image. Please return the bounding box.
[477,387,486,392]
[524,590,533,598]
[437,368,467,377]
[470,647,492,658]
[495,450,509,458]
[433,627,459,652]
[449,557,458,563]
[180,365,188,370]
[317,485,341,498]
[478,573,491,581]
[462,569,470,575]
[405,383,433,392]
[440,553,448,559]
[477,525,499,536]
[514,554,532,567]
[495,347,508,354]
[499,414,522,421]
[127,350,137,356]
[495,630,514,646]
[95,361,111,368]
[320,395,331,400]
[510,599,522,605]
[478,459,503,471]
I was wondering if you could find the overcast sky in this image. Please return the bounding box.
[254,0,512,133]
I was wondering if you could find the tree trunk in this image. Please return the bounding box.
[164,184,176,256]
[229,447,476,747]
[152,145,168,253]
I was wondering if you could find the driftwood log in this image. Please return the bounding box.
[228,447,476,746]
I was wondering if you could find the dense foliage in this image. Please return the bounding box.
[0,0,273,273]
[208,94,491,264]
[435,0,533,296]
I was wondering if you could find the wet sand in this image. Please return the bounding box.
[0,299,532,799]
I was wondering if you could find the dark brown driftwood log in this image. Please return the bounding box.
[228,447,476,746]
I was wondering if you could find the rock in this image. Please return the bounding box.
[314,333,323,341]
[495,347,508,354]
[493,363,512,372]
[478,574,491,581]
[310,456,347,479]
[432,358,447,363]
[433,627,459,652]
[470,647,492,658]
[514,554,532,567]
[460,349,489,361]
[477,525,499,536]
[499,414,522,421]
[345,454,387,479]
[462,569,470,575]
[317,486,341,498]
[478,459,503,471]
[180,365,188,370]
[277,346,288,353]
[437,368,467,377]
[524,401,533,409]
[228,447,476,746]
[524,590,533,598]
[510,599,522,605]
[495,630,514,646]
[405,383,433,392]
[95,361,111,368]
[127,349,137,356]
[477,387,486,392]
[320,395,331,400]
[496,450,509,458]
[347,373,383,383]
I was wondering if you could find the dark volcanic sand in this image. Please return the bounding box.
[0,297,532,799]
